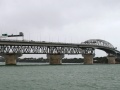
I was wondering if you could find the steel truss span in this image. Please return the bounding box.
[0,39,119,56]
[82,39,114,48]
[0,45,82,54]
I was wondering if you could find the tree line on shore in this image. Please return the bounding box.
[0,57,120,63]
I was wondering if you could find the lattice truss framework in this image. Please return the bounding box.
[0,45,83,54]
[0,39,117,55]
[82,48,95,54]
[81,39,114,48]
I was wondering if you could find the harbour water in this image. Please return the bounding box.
[0,62,120,90]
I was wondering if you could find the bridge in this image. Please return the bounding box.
[0,39,120,65]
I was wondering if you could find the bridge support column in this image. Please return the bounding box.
[47,54,64,65]
[83,54,94,64]
[5,54,17,65]
[1,53,22,65]
[82,48,95,65]
[107,53,116,64]
[107,56,116,64]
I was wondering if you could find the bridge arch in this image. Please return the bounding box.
[82,39,114,49]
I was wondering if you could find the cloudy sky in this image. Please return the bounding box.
[0,0,120,58]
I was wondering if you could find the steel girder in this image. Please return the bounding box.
[0,45,82,54]
[82,39,114,48]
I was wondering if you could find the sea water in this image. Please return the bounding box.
[0,62,120,90]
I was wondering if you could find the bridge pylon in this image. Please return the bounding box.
[1,53,22,65]
[107,53,116,64]
[82,48,95,65]
[47,54,64,65]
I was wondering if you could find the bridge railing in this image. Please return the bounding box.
[0,39,81,45]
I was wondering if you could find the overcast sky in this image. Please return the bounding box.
[0,0,120,58]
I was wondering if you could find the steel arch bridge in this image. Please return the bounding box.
[82,39,114,48]
[80,39,118,54]
[0,39,119,57]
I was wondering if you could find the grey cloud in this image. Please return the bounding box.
[1,0,120,30]
[0,0,120,54]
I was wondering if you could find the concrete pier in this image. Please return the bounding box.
[47,54,64,65]
[1,53,22,65]
[83,54,94,65]
[107,56,116,64]
[4,54,17,65]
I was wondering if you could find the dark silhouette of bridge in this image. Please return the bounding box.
[0,39,119,65]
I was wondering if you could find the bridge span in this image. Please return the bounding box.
[0,39,120,65]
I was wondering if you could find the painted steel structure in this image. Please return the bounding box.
[0,39,119,56]
[82,39,114,48]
